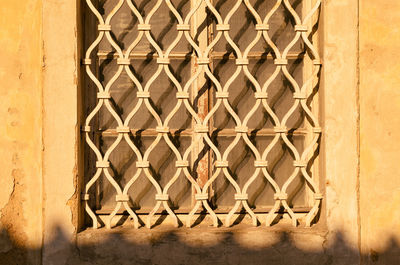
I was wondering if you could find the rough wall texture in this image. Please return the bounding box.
[41,0,80,264]
[322,1,360,258]
[360,1,400,264]
[0,0,399,264]
[0,0,43,264]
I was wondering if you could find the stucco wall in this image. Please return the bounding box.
[0,0,399,264]
[360,1,400,264]
[0,0,43,264]
[41,0,81,263]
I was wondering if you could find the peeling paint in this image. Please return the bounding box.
[0,155,28,262]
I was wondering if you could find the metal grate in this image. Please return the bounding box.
[82,0,322,229]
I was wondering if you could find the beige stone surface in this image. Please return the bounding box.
[322,0,360,255]
[75,225,330,265]
[41,0,80,263]
[360,0,400,263]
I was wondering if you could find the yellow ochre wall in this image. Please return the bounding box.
[359,1,400,263]
[0,0,43,264]
[0,0,399,264]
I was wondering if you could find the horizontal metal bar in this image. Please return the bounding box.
[95,206,312,215]
[97,51,303,60]
[97,128,309,137]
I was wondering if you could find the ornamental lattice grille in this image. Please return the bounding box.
[82,0,322,229]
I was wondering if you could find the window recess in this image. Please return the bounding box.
[82,0,322,229]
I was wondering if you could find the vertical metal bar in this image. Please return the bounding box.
[191,0,210,197]
[303,0,314,207]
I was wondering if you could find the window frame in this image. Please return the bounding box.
[41,0,359,246]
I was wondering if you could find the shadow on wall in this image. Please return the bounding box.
[0,225,399,265]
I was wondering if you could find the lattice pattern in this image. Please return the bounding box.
[83,0,322,229]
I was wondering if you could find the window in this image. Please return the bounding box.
[82,0,322,229]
